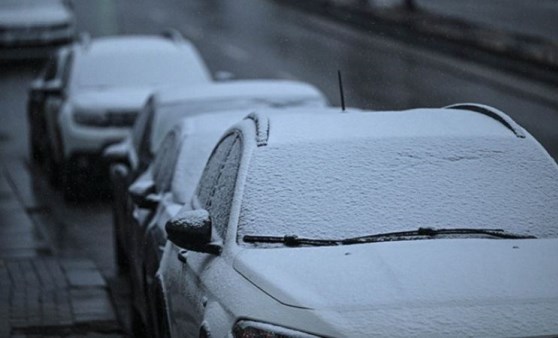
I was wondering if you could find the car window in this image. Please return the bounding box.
[43,59,58,82]
[196,134,241,239]
[60,51,74,90]
[132,101,155,170]
[152,130,180,193]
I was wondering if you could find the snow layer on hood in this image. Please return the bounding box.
[238,111,558,242]
[0,0,71,27]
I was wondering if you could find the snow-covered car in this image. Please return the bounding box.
[104,80,328,271]
[39,31,210,199]
[121,107,345,337]
[158,104,558,337]
[0,0,75,59]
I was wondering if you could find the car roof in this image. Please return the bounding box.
[75,35,200,59]
[245,105,528,147]
[152,80,328,106]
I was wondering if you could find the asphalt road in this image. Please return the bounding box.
[1,0,557,334]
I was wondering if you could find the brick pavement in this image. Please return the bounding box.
[0,164,124,338]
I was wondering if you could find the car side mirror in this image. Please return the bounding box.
[42,80,63,96]
[128,179,160,209]
[166,209,221,255]
[103,142,129,164]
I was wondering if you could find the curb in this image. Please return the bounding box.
[278,0,558,85]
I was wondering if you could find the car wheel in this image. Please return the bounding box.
[113,216,129,273]
[61,161,82,201]
[45,144,61,187]
[130,303,148,338]
[29,129,42,165]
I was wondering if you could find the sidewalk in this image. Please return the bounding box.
[280,0,558,82]
[0,161,123,337]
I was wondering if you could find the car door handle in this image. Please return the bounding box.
[177,249,188,263]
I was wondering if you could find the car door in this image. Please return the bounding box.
[28,50,66,163]
[169,133,242,336]
[44,49,73,176]
[128,129,180,321]
[111,100,156,270]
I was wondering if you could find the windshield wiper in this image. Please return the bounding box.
[243,235,340,247]
[243,228,536,247]
[341,227,536,245]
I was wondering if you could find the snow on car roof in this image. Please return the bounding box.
[152,80,328,106]
[149,83,331,153]
[237,108,558,242]
[170,107,350,204]
[82,36,194,55]
[264,108,522,145]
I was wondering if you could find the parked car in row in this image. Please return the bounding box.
[27,30,211,199]
[0,0,75,59]
[155,104,558,337]
[105,80,328,273]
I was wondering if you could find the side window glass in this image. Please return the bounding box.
[60,52,73,89]
[132,102,154,169]
[197,135,235,207]
[139,104,156,169]
[152,131,179,193]
[197,135,242,239]
[43,59,57,82]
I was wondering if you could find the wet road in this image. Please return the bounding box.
[1,0,557,333]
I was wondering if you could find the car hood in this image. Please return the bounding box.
[0,5,72,27]
[234,238,558,336]
[71,88,153,112]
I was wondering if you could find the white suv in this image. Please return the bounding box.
[158,105,558,337]
[41,31,210,199]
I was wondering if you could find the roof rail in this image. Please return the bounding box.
[245,113,270,147]
[160,28,184,43]
[78,31,91,48]
[445,103,526,138]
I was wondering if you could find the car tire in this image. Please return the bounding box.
[61,161,82,201]
[29,129,42,165]
[113,219,129,273]
[45,144,61,187]
[130,303,148,338]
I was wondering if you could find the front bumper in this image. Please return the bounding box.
[59,110,131,159]
[0,25,74,59]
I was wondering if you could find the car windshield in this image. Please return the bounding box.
[74,52,202,89]
[238,138,558,245]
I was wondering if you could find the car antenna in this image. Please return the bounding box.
[337,70,346,112]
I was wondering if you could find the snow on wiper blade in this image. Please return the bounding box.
[243,228,536,247]
[342,227,536,245]
[243,235,340,247]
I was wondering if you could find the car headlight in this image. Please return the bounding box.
[73,110,109,127]
[233,320,322,338]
